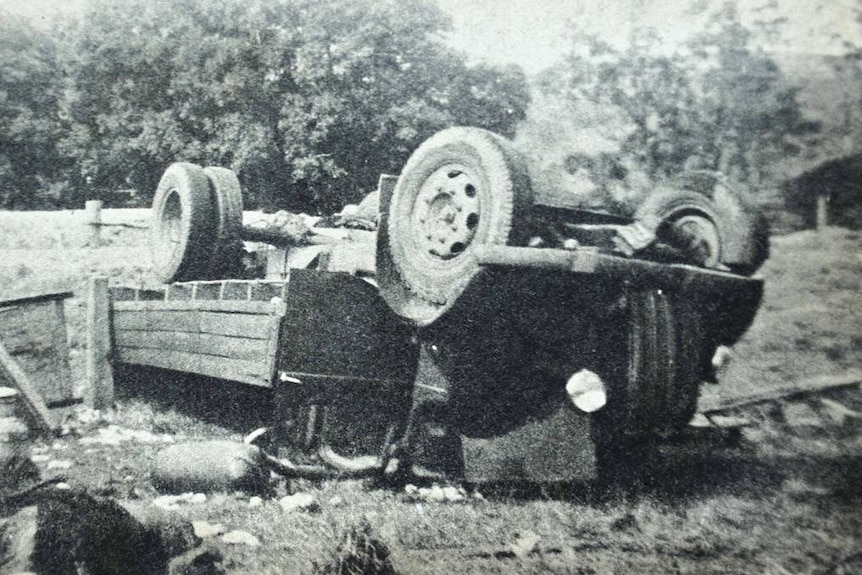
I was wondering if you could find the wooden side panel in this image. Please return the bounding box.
[114,330,269,361]
[111,300,280,388]
[114,348,273,387]
[0,296,73,406]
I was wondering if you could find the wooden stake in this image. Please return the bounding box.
[85,200,103,246]
[0,340,56,434]
[86,275,114,410]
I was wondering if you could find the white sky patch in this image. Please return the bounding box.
[2,0,860,72]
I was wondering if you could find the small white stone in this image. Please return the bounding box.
[221,530,260,547]
[47,460,73,470]
[192,520,226,538]
[442,486,465,502]
[248,496,263,508]
[278,492,320,513]
[425,485,446,503]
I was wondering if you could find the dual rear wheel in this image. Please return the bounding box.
[150,162,244,283]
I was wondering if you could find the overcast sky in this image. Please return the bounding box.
[3,0,860,73]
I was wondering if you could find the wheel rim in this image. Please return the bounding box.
[670,214,721,268]
[410,164,482,262]
[158,189,184,267]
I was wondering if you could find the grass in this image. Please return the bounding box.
[0,210,860,573]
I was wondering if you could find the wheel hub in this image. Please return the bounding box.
[669,214,720,268]
[412,166,481,260]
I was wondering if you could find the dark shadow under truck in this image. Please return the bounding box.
[110,127,767,484]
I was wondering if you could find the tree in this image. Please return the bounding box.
[521,0,813,211]
[0,16,70,208]
[59,0,530,212]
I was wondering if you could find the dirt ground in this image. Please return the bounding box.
[0,210,860,574]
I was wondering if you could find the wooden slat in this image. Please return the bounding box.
[0,341,55,434]
[114,347,272,387]
[113,300,272,313]
[113,310,273,338]
[114,330,269,361]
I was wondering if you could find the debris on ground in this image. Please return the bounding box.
[221,530,261,547]
[192,520,226,539]
[78,424,175,446]
[508,530,542,558]
[168,545,225,575]
[152,441,270,494]
[403,484,469,503]
[153,493,208,510]
[278,492,320,513]
[320,519,395,575]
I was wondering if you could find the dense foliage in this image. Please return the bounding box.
[519,2,819,212]
[0,0,529,211]
[0,0,853,218]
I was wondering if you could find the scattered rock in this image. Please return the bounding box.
[46,459,73,470]
[441,486,465,502]
[192,521,226,539]
[153,493,208,511]
[168,546,225,575]
[30,453,50,463]
[509,530,541,558]
[221,530,260,547]
[79,425,174,446]
[403,483,469,503]
[248,496,263,508]
[782,402,823,427]
[278,492,320,513]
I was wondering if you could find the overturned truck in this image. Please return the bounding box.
[111,127,767,483]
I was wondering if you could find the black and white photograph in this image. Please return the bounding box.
[0,0,860,573]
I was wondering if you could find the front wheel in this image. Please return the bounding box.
[383,127,533,325]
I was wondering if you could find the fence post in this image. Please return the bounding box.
[86,275,114,410]
[85,200,103,246]
[816,194,829,232]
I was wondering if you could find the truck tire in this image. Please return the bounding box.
[203,166,244,278]
[637,186,769,275]
[636,190,723,269]
[150,162,216,283]
[664,300,705,430]
[595,290,675,441]
[385,127,533,324]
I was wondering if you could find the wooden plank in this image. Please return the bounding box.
[263,313,282,386]
[86,276,114,410]
[700,371,862,414]
[114,347,272,387]
[0,298,74,405]
[113,310,273,338]
[113,300,272,313]
[0,291,74,308]
[114,330,269,361]
[0,340,55,434]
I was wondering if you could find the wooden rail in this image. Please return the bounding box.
[109,280,288,387]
